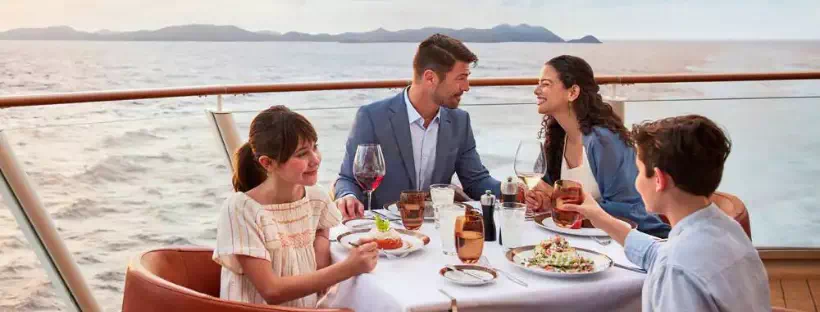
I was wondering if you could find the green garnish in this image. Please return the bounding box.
[374,214,390,232]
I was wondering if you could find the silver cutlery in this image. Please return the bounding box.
[479,256,528,287]
[446,264,489,282]
[371,209,400,221]
[371,210,404,227]
[438,288,458,312]
[347,240,398,259]
[592,236,611,245]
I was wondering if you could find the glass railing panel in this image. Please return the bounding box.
[2,111,233,312]
[232,90,820,249]
[624,97,820,248]
[0,204,67,311]
[3,88,818,311]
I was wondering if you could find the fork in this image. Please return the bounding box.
[438,288,458,312]
[479,256,528,287]
[371,210,403,227]
[592,236,611,246]
[348,241,399,259]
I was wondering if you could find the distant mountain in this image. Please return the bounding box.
[568,35,602,44]
[0,24,601,43]
[2,26,95,40]
[95,29,120,35]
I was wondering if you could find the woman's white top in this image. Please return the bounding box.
[561,146,602,200]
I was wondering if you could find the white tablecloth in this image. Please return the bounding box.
[325,210,644,312]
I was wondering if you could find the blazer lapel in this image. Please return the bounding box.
[431,108,452,184]
[388,93,417,188]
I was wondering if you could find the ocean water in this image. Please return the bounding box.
[0,40,819,311]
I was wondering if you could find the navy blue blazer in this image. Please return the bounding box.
[335,92,501,210]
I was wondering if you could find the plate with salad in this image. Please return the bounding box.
[505,236,613,278]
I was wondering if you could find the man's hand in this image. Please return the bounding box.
[515,182,528,203]
[525,190,550,214]
[336,195,364,220]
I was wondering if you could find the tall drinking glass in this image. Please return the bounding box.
[430,184,456,229]
[455,209,484,264]
[398,190,426,230]
[498,202,527,249]
[353,144,386,214]
[552,180,584,228]
[438,203,465,255]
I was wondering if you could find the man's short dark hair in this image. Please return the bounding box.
[632,114,732,197]
[413,33,477,80]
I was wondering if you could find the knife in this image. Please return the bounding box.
[446,264,489,282]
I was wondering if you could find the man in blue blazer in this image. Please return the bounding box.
[334,34,504,219]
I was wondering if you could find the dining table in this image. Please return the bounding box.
[323,205,645,312]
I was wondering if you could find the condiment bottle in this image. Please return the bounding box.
[480,190,497,242]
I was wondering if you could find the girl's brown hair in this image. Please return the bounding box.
[232,105,318,192]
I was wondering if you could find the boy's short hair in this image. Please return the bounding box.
[632,115,731,196]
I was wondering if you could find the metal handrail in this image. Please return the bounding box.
[1,71,819,109]
[1,70,819,312]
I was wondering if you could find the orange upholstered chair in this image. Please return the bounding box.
[657,191,751,240]
[122,246,352,312]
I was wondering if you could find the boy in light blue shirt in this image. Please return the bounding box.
[563,115,770,311]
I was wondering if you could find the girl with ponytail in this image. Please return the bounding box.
[524,55,671,238]
[213,105,378,307]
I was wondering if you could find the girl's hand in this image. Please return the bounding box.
[344,238,379,275]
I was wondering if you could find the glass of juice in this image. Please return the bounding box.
[398,190,426,230]
[551,180,584,228]
[454,208,484,264]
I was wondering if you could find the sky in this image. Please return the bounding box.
[1,0,818,40]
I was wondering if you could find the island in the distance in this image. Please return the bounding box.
[0,24,601,43]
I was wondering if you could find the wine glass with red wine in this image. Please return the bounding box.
[353,144,386,214]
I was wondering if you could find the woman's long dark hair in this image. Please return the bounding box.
[538,55,633,183]
[232,105,318,192]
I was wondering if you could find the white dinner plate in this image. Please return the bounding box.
[336,228,429,258]
[385,201,435,221]
[505,245,613,278]
[535,217,609,237]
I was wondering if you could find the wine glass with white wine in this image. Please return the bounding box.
[514,140,547,191]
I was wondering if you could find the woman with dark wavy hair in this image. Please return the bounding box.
[524,55,670,238]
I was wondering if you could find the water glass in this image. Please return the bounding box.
[438,203,465,255]
[498,202,527,249]
[430,184,456,229]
